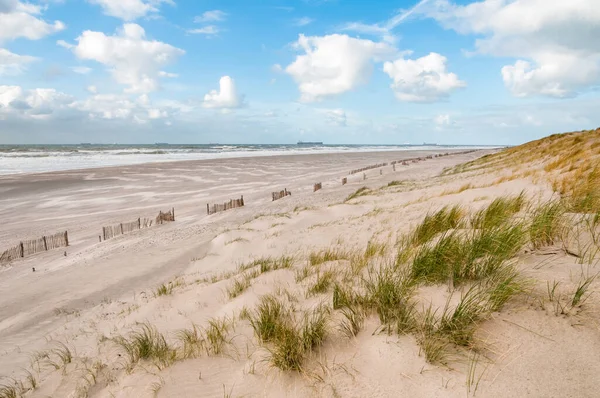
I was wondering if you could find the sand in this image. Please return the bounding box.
[1,148,599,397]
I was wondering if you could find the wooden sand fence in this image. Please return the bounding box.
[1,231,69,264]
[101,208,174,241]
[156,208,175,225]
[272,189,291,201]
[349,162,388,175]
[313,183,322,192]
[207,196,244,215]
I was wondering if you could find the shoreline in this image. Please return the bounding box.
[0,145,502,177]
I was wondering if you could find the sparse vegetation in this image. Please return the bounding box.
[529,200,565,249]
[226,274,252,299]
[471,193,526,230]
[411,205,464,246]
[345,186,371,202]
[114,323,176,370]
[308,270,335,295]
[309,248,349,266]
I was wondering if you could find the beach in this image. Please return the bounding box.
[1,140,600,398]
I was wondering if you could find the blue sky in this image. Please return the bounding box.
[1,0,599,145]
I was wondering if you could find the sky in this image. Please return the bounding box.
[0,0,599,145]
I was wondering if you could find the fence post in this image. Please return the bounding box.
[20,242,24,257]
[207,204,209,215]
[64,231,69,246]
[102,227,106,240]
[138,218,141,229]
[172,207,175,221]
[98,235,102,243]
[120,223,124,234]
[43,236,48,251]
[241,195,244,206]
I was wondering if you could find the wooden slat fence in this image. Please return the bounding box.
[313,183,322,192]
[207,196,244,215]
[101,207,174,241]
[156,208,175,225]
[272,189,291,201]
[350,163,388,175]
[103,218,144,240]
[1,231,69,265]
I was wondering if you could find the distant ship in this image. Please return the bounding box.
[297,141,323,145]
[423,142,438,146]
[155,142,169,145]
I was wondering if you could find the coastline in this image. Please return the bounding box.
[6,141,598,397]
[0,145,502,176]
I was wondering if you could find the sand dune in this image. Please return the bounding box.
[1,137,599,398]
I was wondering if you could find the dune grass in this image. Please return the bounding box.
[247,295,330,371]
[364,240,387,258]
[309,248,349,266]
[364,265,417,332]
[114,323,176,370]
[308,270,335,295]
[226,275,252,299]
[345,187,371,202]
[249,295,289,343]
[338,304,365,338]
[269,305,329,371]
[411,205,464,246]
[470,192,526,230]
[529,200,565,249]
[46,342,72,370]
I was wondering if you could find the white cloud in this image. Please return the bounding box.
[60,23,184,93]
[0,1,65,42]
[187,26,220,35]
[341,0,432,43]
[0,48,36,75]
[148,108,167,119]
[383,52,465,102]
[285,34,396,102]
[422,0,600,98]
[434,113,450,126]
[88,0,173,21]
[71,66,92,74]
[0,0,18,13]
[0,85,73,119]
[294,17,314,26]
[87,85,97,93]
[202,76,242,109]
[194,10,227,23]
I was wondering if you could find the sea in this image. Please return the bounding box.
[0,144,500,175]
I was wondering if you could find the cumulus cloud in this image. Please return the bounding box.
[0,0,64,42]
[202,76,243,109]
[88,0,173,21]
[0,85,73,119]
[59,23,184,93]
[422,0,600,98]
[383,52,465,102]
[0,48,36,75]
[194,10,227,23]
[285,34,396,102]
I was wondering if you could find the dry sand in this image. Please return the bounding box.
[1,148,599,397]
